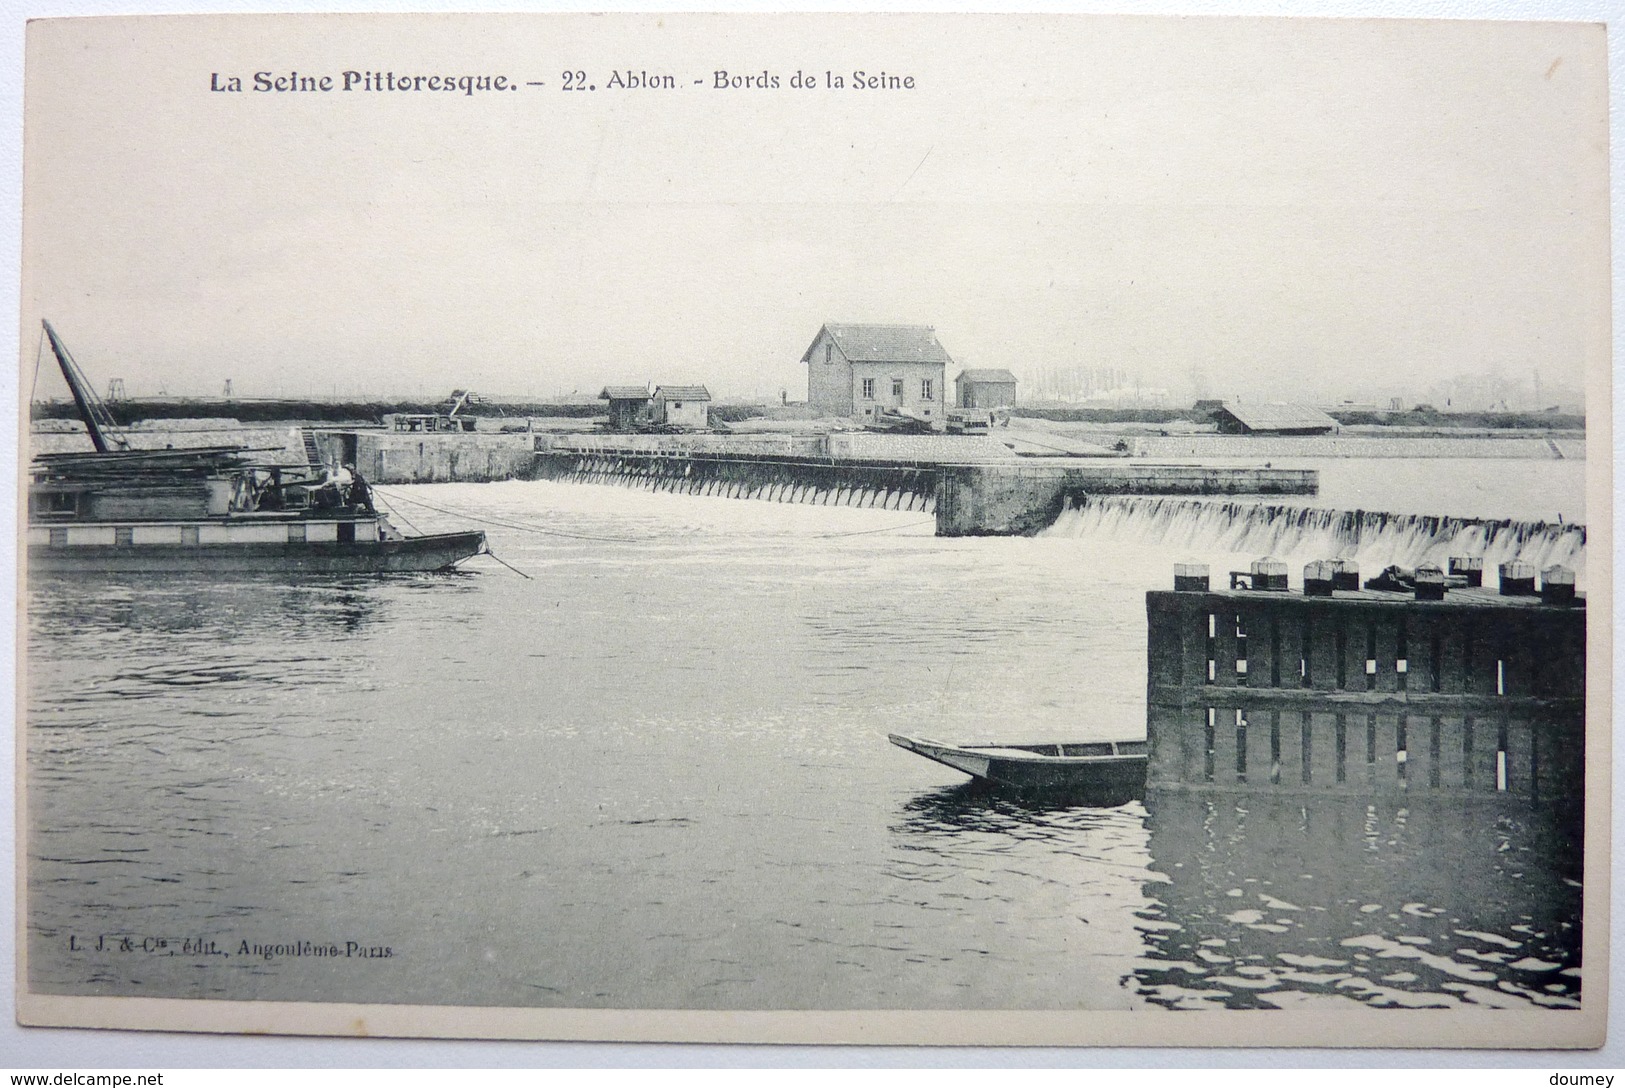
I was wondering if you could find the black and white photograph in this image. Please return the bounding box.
[11,11,1611,1049]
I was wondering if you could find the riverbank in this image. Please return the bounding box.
[1122,434,1583,459]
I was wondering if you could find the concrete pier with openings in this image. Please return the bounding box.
[1145,560,1585,802]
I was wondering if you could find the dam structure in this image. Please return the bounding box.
[525,432,1319,536]
[311,429,1586,561]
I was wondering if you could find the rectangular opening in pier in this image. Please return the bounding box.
[1270,620,1282,686]
[1204,708,1216,782]
[1397,620,1409,692]
[1365,624,1377,690]
[1429,717,1442,788]
[1206,612,1216,684]
[1271,712,1282,785]
[1334,714,1346,784]
[1235,709,1247,781]
[1300,711,1313,784]
[1396,717,1408,783]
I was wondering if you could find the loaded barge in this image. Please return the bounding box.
[27,320,485,574]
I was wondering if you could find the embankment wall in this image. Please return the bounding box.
[353,432,537,483]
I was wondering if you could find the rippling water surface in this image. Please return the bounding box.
[26,466,1585,1010]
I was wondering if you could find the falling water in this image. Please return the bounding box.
[551,454,938,513]
[1042,495,1586,576]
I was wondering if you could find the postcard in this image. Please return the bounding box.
[14,12,1610,1047]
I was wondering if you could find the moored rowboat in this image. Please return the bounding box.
[888,733,1148,797]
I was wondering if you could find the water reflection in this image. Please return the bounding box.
[896,780,1145,832]
[1135,790,1582,1010]
[26,571,440,643]
[888,701,1583,1011]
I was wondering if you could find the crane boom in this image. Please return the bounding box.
[42,320,129,452]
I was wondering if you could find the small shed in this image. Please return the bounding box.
[652,385,711,430]
[955,368,1019,409]
[600,386,652,432]
[1212,402,1338,436]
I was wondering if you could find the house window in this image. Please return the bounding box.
[825,343,833,365]
[921,379,934,400]
[672,402,683,409]
[892,378,904,398]
[114,527,133,546]
[48,528,67,547]
[861,378,875,399]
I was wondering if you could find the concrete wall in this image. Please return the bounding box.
[936,464,1074,536]
[541,432,820,457]
[355,432,537,484]
[826,432,1012,463]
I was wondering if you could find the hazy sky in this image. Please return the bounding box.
[20,13,1608,404]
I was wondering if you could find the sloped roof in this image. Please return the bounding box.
[802,324,952,365]
[600,386,651,401]
[1215,402,1338,432]
[956,368,1018,384]
[654,385,711,401]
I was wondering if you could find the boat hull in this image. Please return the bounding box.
[27,530,486,574]
[889,734,1147,800]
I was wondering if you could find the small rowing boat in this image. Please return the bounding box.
[888,734,1147,798]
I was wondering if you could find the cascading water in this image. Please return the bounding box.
[553,453,937,513]
[1043,495,1585,579]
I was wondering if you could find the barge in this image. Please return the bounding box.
[27,320,486,574]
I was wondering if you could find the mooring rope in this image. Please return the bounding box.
[369,489,425,536]
[373,486,649,543]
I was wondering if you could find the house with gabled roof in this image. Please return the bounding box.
[802,323,951,421]
[599,385,652,432]
[652,385,711,430]
[955,368,1018,409]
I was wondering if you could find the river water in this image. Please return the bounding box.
[24,457,1587,1011]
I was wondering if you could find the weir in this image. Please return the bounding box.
[532,443,1318,534]
[1048,495,1586,574]
[530,450,938,512]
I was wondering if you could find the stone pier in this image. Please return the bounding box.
[935,463,1318,536]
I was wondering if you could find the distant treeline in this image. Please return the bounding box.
[1014,407,1584,430]
[30,399,600,425]
[1327,409,1585,430]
